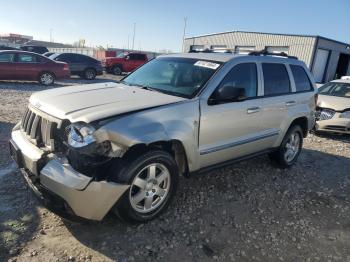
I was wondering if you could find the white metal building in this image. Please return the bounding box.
[183,31,350,83]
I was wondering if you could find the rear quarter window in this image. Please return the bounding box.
[262,63,291,96]
[290,65,313,92]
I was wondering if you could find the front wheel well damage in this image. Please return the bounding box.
[120,140,189,177]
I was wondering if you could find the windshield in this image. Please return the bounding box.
[318,82,350,98]
[49,53,60,60]
[122,57,221,98]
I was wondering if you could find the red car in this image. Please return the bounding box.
[102,52,148,75]
[0,50,70,85]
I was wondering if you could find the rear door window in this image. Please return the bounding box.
[0,53,15,62]
[262,63,291,96]
[218,63,258,98]
[17,54,37,63]
[58,54,76,63]
[290,65,313,92]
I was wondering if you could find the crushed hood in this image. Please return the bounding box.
[318,94,350,111]
[29,82,186,123]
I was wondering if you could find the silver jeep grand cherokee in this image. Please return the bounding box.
[10,52,317,222]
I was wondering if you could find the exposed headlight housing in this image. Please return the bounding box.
[67,123,96,148]
[339,111,350,119]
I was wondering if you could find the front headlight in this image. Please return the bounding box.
[67,123,96,148]
[339,111,350,119]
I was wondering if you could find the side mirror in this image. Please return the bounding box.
[209,85,246,105]
[125,56,130,60]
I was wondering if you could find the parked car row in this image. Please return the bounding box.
[0,50,105,84]
[0,50,69,85]
[0,44,149,84]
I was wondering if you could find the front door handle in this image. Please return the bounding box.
[247,107,261,114]
[285,101,296,106]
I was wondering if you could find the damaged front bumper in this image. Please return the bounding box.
[315,115,350,134]
[9,129,130,221]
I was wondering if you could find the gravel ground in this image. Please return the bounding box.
[0,76,349,262]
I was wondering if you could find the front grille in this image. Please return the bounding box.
[315,108,336,121]
[324,125,347,132]
[21,107,59,150]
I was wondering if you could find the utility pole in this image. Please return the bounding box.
[127,34,130,50]
[181,17,187,52]
[132,23,136,51]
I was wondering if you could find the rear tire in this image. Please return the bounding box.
[84,68,96,80]
[112,150,179,223]
[269,125,303,168]
[39,72,55,85]
[112,65,122,75]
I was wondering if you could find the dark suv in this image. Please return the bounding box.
[20,45,49,54]
[50,53,103,80]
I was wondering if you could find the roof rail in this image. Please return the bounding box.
[248,48,298,59]
[189,48,233,54]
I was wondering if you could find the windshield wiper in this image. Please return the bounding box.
[123,82,162,93]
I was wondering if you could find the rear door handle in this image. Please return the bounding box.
[247,107,261,114]
[285,101,296,106]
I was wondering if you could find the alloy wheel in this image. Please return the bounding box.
[284,131,301,163]
[129,163,171,213]
[85,69,95,80]
[40,73,53,85]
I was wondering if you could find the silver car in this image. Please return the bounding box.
[316,79,350,134]
[9,52,317,222]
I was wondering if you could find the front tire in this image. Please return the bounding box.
[39,72,55,85]
[269,125,303,168]
[84,68,96,80]
[113,150,179,223]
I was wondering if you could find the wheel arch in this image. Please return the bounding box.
[122,139,189,177]
[289,116,308,137]
[112,63,123,71]
[84,67,97,73]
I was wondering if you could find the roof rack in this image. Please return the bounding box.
[189,48,233,54]
[248,48,298,59]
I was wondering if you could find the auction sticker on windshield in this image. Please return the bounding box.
[194,61,220,70]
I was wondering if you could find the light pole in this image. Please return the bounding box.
[132,23,136,50]
[127,34,130,50]
[181,17,187,52]
[49,28,53,42]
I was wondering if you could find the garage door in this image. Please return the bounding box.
[266,46,289,54]
[312,49,330,83]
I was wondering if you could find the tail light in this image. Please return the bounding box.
[63,64,69,71]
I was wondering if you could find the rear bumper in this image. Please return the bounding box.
[56,71,71,80]
[10,129,130,221]
[316,117,350,134]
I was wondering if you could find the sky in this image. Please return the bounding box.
[1,0,350,52]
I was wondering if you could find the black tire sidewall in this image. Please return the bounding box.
[116,150,179,222]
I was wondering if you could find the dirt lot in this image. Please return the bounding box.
[0,76,349,262]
